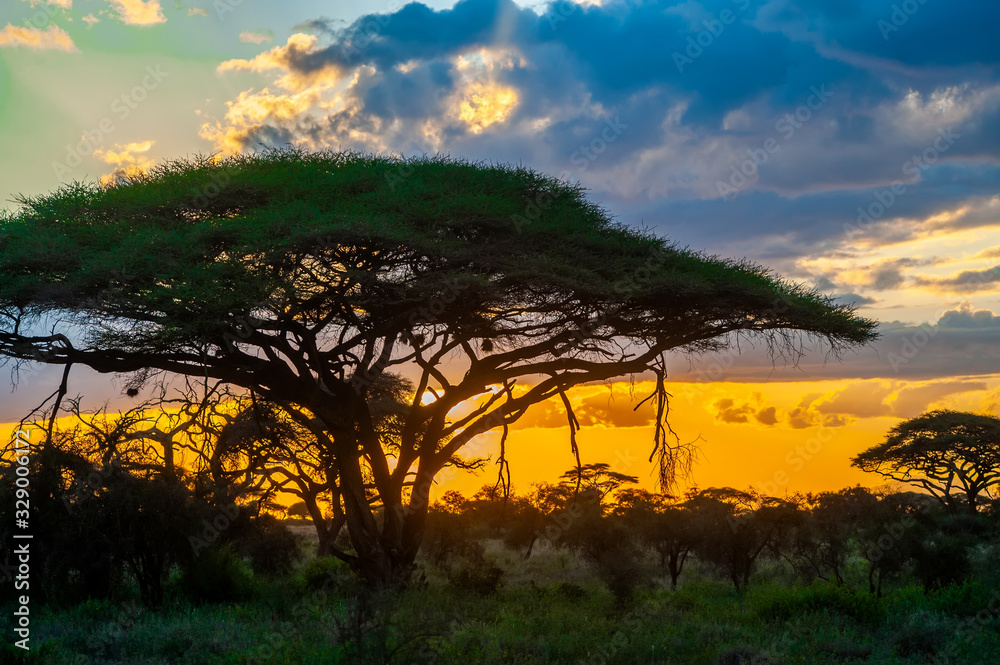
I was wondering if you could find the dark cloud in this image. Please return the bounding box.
[715,397,753,423]
[832,293,877,307]
[913,265,1000,293]
[714,395,783,426]
[211,0,1000,267]
[509,387,656,429]
[938,302,1000,328]
[754,405,779,425]
[666,305,1000,382]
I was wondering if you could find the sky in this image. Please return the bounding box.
[2,0,1000,501]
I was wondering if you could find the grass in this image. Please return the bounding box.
[1,539,998,664]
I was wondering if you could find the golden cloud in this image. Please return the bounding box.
[20,0,72,7]
[0,24,77,51]
[218,33,342,92]
[458,82,518,134]
[239,30,273,45]
[94,140,155,185]
[108,0,166,26]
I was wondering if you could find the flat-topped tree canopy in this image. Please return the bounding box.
[852,410,1000,514]
[0,148,877,585]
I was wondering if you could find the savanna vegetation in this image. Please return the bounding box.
[1,413,999,664]
[0,151,996,663]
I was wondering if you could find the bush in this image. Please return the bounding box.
[716,646,772,664]
[892,610,951,657]
[752,583,881,625]
[178,544,253,604]
[299,556,356,593]
[449,556,504,596]
[556,582,587,601]
[234,514,303,576]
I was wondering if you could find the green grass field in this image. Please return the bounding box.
[3,535,998,665]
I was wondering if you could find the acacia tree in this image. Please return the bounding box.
[0,149,877,586]
[852,410,1000,514]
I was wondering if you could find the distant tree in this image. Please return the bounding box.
[0,150,877,586]
[855,491,922,597]
[558,463,639,507]
[688,487,801,591]
[852,410,1000,514]
[792,486,878,586]
[286,501,310,519]
[613,489,697,590]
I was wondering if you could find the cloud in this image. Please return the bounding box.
[754,406,779,426]
[913,265,1000,293]
[890,380,988,418]
[196,0,1000,277]
[831,293,876,307]
[938,301,1000,328]
[504,385,656,430]
[713,394,784,427]
[0,24,77,51]
[217,33,342,92]
[974,246,1000,259]
[82,13,99,28]
[816,382,893,419]
[21,0,71,7]
[786,378,989,423]
[240,29,274,45]
[94,140,156,184]
[715,398,753,424]
[107,0,165,26]
[666,302,1000,383]
[188,7,207,17]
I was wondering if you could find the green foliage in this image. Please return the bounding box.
[0,149,875,349]
[298,555,356,593]
[448,552,505,596]
[891,610,952,657]
[178,544,254,604]
[233,513,304,576]
[750,582,882,625]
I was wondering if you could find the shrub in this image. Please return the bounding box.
[752,583,881,625]
[299,556,356,593]
[716,646,772,664]
[556,582,588,601]
[235,514,303,576]
[449,556,504,596]
[178,544,253,603]
[892,610,951,657]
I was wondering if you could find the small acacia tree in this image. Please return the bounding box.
[852,410,1000,514]
[0,149,876,586]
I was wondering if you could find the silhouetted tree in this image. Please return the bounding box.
[558,463,639,506]
[792,486,878,586]
[613,489,696,590]
[852,410,1000,514]
[0,149,878,586]
[688,488,800,591]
